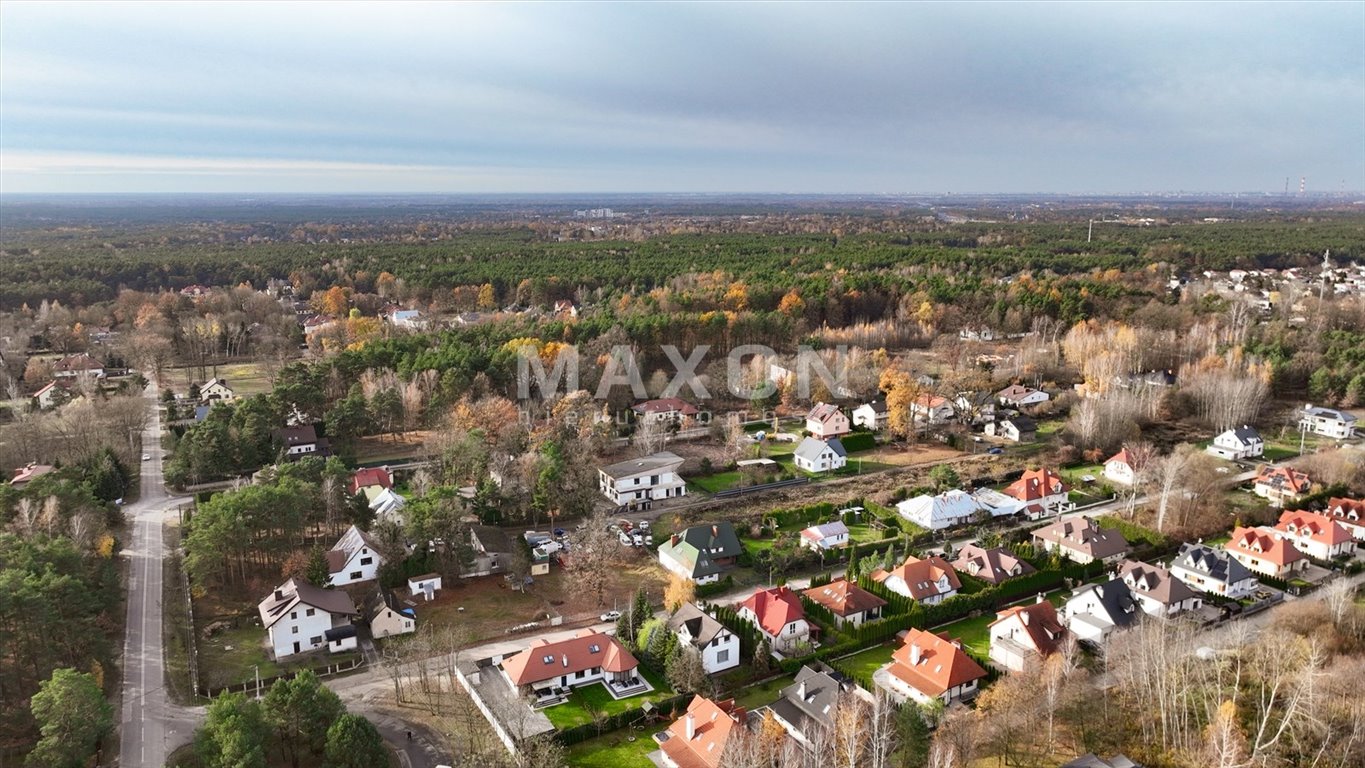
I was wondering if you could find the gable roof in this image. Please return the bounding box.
[1302,405,1357,423]
[740,585,806,637]
[857,397,888,415]
[276,423,321,446]
[1118,560,1199,606]
[1217,425,1262,445]
[10,462,56,486]
[1274,510,1352,548]
[886,628,987,697]
[326,525,384,575]
[1061,756,1141,768]
[659,522,743,579]
[1105,448,1135,468]
[1254,465,1311,495]
[658,696,745,768]
[806,402,844,425]
[1068,579,1140,629]
[500,629,638,686]
[469,524,512,555]
[800,521,849,543]
[1000,415,1038,433]
[911,392,950,409]
[1004,468,1068,503]
[1171,542,1254,585]
[990,599,1069,657]
[1226,526,1304,567]
[794,436,846,462]
[52,353,103,373]
[1325,497,1365,525]
[770,666,847,736]
[349,467,393,495]
[952,544,1036,585]
[1032,516,1130,560]
[872,555,962,601]
[632,398,699,416]
[600,451,684,480]
[803,578,887,617]
[897,489,981,527]
[997,383,1040,401]
[667,603,732,649]
[257,577,358,628]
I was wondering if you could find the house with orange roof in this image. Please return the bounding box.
[874,628,987,705]
[1102,447,1141,486]
[909,392,955,424]
[989,596,1070,673]
[738,586,811,655]
[349,466,393,497]
[802,578,887,628]
[1273,510,1355,560]
[9,462,56,488]
[498,628,647,704]
[871,555,962,605]
[653,695,746,768]
[1324,497,1365,541]
[1252,465,1312,507]
[1031,516,1130,565]
[1224,526,1307,579]
[1003,468,1074,520]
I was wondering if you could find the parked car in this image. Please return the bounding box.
[618,532,633,546]
[637,520,651,531]
[986,447,1004,455]
[553,527,568,538]
[141,454,152,461]
[599,610,622,622]
[632,532,645,546]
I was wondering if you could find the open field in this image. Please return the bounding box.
[161,361,277,397]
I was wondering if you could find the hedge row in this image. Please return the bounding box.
[840,432,878,453]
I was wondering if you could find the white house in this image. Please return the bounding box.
[798,521,850,551]
[1170,543,1258,599]
[1225,526,1306,579]
[805,402,850,439]
[909,393,955,424]
[1118,561,1202,617]
[852,398,888,430]
[738,586,810,655]
[51,353,104,379]
[997,384,1050,407]
[1252,465,1312,507]
[1031,516,1130,565]
[1324,497,1365,541]
[388,309,429,330]
[988,598,1070,673]
[1062,580,1141,646]
[407,573,442,600]
[369,589,416,638]
[1206,425,1264,461]
[257,577,358,659]
[198,378,236,403]
[368,487,407,523]
[632,398,699,426]
[875,629,987,706]
[1299,405,1358,439]
[871,555,961,605]
[499,629,647,703]
[325,525,385,586]
[896,489,982,530]
[1273,510,1356,560]
[793,436,847,473]
[666,603,741,674]
[986,415,1037,443]
[275,424,330,458]
[1002,468,1073,519]
[598,451,687,507]
[1102,447,1139,486]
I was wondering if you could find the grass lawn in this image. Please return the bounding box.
[1036,419,1066,437]
[1261,445,1300,462]
[834,643,895,682]
[543,666,675,730]
[163,361,276,397]
[729,673,796,712]
[848,523,896,545]
[197,625,281,689]
[689,471,742,494]
[566,729,660,768]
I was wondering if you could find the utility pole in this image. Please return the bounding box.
[1087,220,1093,243]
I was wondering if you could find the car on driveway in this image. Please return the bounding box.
[600,610,622,622]
[142,454,152,461]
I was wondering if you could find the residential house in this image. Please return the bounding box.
[909,393,955,424]
[988,597,1070,673]
[666,603,740,674]
[1118,560,1202,617]
[499,629,647,702]
[769,666,856,749]
[851,397,888,430]
[1169,542,1258,599]
[1102,447,1141,486]
[896,489,981,530]
[387,309,429,330]
[1225,526,1306,579]
[1061,756,1142,768]
[32,380,75,410]
[179,284,212,298]
[1003,468,1074,519]
[598,451,687,507]
[792,436,847,473]
[52,353,104,379]
[1252,465,1312,507]
[738,586,811,655]
[875,628,987,705]
[972,487,1027,518]
[275,424,331,459]
[1299,404,1358,439]
[996,383,1050,407]
[986,415,1037,443]
[805,402,850,439]
[1206,425,1264,461]
[1032,516,1130,565]
[257,577,359,659]
[9,462,56,488]
[871,555,962,605]
[368,488,406,523]
[951,544,1036,586]
[653,696,745,768]
[802,578,887,628]
[798,521,850,551]
[657,522,743,584]
[198,378,236,403]
[1324,497,1365,540]
[468,524,514,576]
[1272,510,1356,560]
[552,300,578,318]
[953,392,996,425]
[368,589,416,639]
[325,525,386,586]
[349,467,393,497]
[1062,579,1141,645]
[632,398,699,426]
[406,573,442,600]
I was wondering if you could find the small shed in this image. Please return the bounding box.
[408,573,443,601]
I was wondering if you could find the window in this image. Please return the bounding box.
[290,611,297,620]
[542,654,555,664]
[588,644,600,654]
[360,557,373,566]
[310,635,322,645]
[788,623,797,634]
[576,670,585,679]
[350,571,362,580]
[292,626,299,634]
[305,608,315,617]
[716,649,730,664]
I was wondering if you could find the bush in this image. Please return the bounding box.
[695,575,735,600]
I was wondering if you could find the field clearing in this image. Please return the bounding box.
[353,430,432,464]
[162,361,276,397]
[859,443,964,467]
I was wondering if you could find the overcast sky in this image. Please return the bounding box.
[1,1,1361,194]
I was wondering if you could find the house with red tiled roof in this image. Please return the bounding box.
[1225,526,1307,579]
[871,555,962,605]
[738,586,811,655]
[874,628,987,705]
[989,597,1070,673]
[500,629,647,704]
[349,467,393,497]
[1031,516,1130,565]
[802,578,887,628]
[909,392,955,424]
[1324,497,1365,541]
[1252,465,1312,507]
[1003,468,1074,520]
[1273,510,1355,560]
[1102,447,1141,486]
[52,353,104,379]
[632,398,699,426]
[653,696,745,768]
[9,462,56,488]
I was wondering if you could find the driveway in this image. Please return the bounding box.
[360,708,453,768]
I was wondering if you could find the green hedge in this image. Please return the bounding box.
[840,432,877,453]
[696,575,735,599]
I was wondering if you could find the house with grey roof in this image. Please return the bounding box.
[793,436,847,473]
[1032,516,1130,565]
[257,577,358,659]
[1062,578,1141,646]
[598,451,686,507]
[1299,404,1357,439]
[799,521,850,551]
[768,666,859,750]
[1206,425,1264,461]
[1118,560,1202,617]
[1061,755,1142,768]
[666,603,740,674]
[1168,542,1257,599]
[657,522,743,584]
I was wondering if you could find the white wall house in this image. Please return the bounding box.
[910,394,955,424]
[326,525,385,586]
[1102,448,1138,486]
[1273,510,1356,560]
[793,436,847,473]
[1300,405,1358,439]
[258,578,358,659]
[739,586,811,655]
[896,489,981,530]
[1169,543,1258,599]
[852,399,888,430]
[997,384,1050,407]
[667,603,741,674]
[1206,426,1264,461]
[805,403,850,439]
[799,521,850,551]
[1062,580,1140,646]
[198,378,236,403]
[598,452,687,506]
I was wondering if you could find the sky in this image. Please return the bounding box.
[1,1,1362,195]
